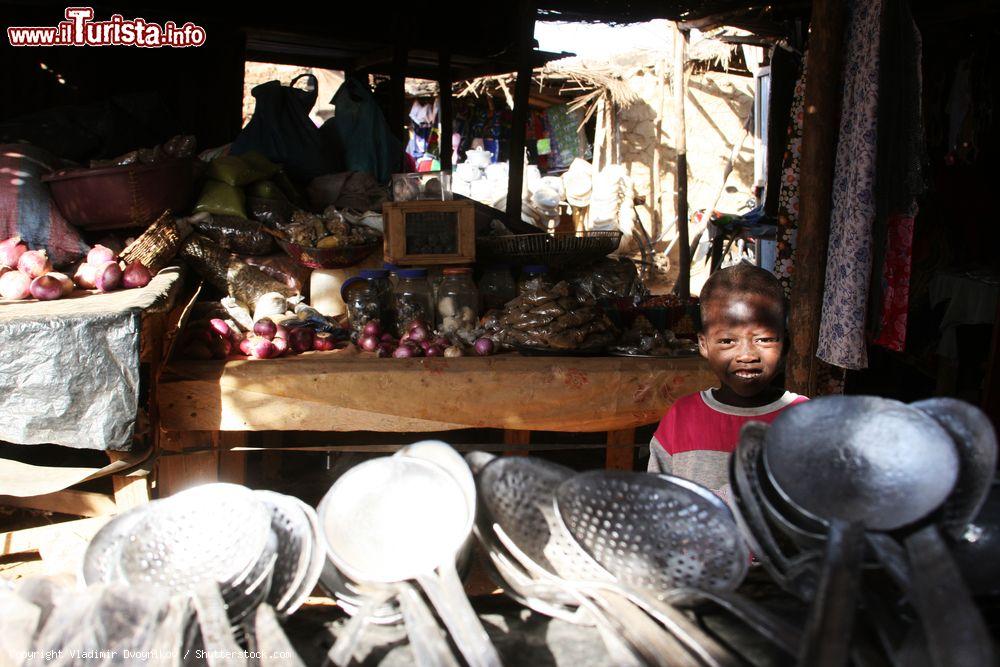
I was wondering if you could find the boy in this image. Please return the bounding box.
[647,263,807,500]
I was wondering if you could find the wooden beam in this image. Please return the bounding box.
[504,0,536,228]
[218,432,249,486]
[0,517,109,557]
[673,25,691,298]
[111,475,150,512]
[652,57,668,241]
[0,490,117,518]
[605,428,637,470]
[438,48,454,171]
[786,0,847,396]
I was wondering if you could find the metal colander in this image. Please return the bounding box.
[255,490,314,615]
[555,470,748,595]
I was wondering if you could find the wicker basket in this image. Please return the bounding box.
[276,237,381,269]
[120,210,192,274]
[476,230,622,269]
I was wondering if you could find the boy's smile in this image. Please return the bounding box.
[698,295,784,406]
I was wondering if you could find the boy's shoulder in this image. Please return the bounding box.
[664,391,712,417]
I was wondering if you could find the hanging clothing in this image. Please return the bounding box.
[773,58,807,300]
[817,0,884,370]
[872,214,915,352]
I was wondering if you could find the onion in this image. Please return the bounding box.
[238,337,253,355]
[380,333,395,343]
[474,337,495,356]
[408,319,428,332]
[444,345,464,358]
[313,332,336,351]
[432,336,450,348]
[230,330,245,348]
[419,340,432,352]
[272,336,289,356]
[358,334,380,352]
[29,274,63,300]
[17,250,51,279]
[94,261,122,292]
[87,244,116,265]
[274,323,289,340]
[392,345,415,358]
[0,237,27,268]
[253,319,277,340]
[0,270,31,299]
[408,324,429,343]
[209,336,232,359]
[122,260,152,289]
[249,338,277,359]
[74,263,98,289]
[425,345,443,357]
[409,344,425,357]
[47,272,74,297]
[0,266,11,278]
[362,320,382,338]
[288,327,315,353]
[209,318,231,338]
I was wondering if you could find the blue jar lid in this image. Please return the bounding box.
[360,269,390,279]
[397,268,428,279]
[522,264,548,275]
[382,262,400,272]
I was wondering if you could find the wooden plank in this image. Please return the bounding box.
[111,475,150,511]
[438,48,454,171]
[504,0,536,227]
[503,430,531,457]
[258,432,284,484]
[673,25,691,298]
[786,0,847,396]
[156,430,218,498]
[605,428,637,471]
[0,490,117,518]
[158,355,715,433]
[0,517,109,557]
[217,431,249,486]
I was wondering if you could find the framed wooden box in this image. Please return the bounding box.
[383,200,476,265]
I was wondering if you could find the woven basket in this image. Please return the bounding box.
[477,230,622,269]
[120,210,192,274]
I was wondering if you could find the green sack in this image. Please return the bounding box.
[240,151,280,178]
[207,155,262,186]
[250,180,287,200]
[193,180,247,218]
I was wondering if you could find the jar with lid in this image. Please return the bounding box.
[341,269,394,340]
[479,264,516,312]
[437,267,479,335]
[393,268,434,334]
[518,265,551,295]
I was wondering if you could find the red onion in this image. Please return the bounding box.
[74,263,98,289]
[238,337,253,355]
[474,337,495,356]
[94,261,122,292]
[87,244,116,265]
[47,272,74,297]
[409,344,425,357]
[0,270,31,299]
[432,336,450,348]
[419,340,432,352]
[274,324,289,340]
[392,345,415,358]
[209,318,231,338]
[272,336,289,356]
[399,334,411,345]
[358,334,380,352]
[288,327,314,353]
[122,260,152,289]
[362,320,382,338]
[425,345,443,357]
[313,332,336,351]
[0,237,27,268]
[253,319,277,340]
[230,330,245,347]
[0,266,11,278]
[249,338,277,359]
[408,319,428,332]
[380,333,395,343]
[17,250,51,279]
[29,274,63,300]
[409,324,429,343]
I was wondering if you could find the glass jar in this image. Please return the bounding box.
[518,264,550,295]
[393,268,434,334]
[479,264,516,312]
[342,269,394,340]
[436,267,479,336]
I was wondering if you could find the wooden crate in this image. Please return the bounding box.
[383,200,476,265]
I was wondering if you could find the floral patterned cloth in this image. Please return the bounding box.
[817,0,884,370]
[773,59,807,300]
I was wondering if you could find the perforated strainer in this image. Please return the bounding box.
[254,490,314,615]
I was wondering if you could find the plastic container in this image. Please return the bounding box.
[436,267,479,336]
[393,268,434,334]
[479,264,516,312]
[311,268,357,317]
[518,265,550,295]
[341,269,394,340]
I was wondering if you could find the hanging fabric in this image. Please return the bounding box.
[773,58,807,300]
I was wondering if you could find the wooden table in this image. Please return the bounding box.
[156,351,714,495]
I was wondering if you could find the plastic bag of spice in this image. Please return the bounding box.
[193,213,275,255]
[245,254,311,294]
[193,180,247,218]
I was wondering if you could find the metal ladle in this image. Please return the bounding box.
[762,396,970,667]
[321,456,501,667]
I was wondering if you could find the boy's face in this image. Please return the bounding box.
[698,293,784,398]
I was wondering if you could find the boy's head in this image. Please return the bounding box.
[697,263,786,398]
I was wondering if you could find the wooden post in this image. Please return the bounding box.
[503,430,531,457]
[673,25,691,298]
[438,48,454,171]
[505,0,536,228]
[651,57,668,241]
[606,428,637,470]
[592,95,606,173]
[787,0,847,396]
